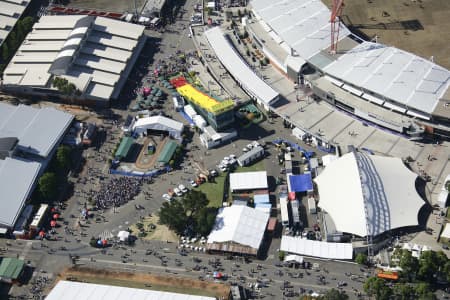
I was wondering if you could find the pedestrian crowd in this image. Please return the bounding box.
[95,176,144,209]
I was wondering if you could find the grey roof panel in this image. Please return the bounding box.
[0,103,74,157]
[0,157,41,227]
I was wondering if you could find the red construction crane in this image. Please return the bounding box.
[330,0,345,54]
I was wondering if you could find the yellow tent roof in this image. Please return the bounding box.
[176,84,233,114]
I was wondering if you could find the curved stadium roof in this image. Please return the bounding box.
[314,152,425,237]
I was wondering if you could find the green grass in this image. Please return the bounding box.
[234,159,266,173]
[196,173,227,208]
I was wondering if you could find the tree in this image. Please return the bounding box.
[355,253,368,265]
[182,190,208,216]
[278,250,285,261]
[38,172,58,201]
[194,207,217,236]
[7,31,17,53]
[363,277,392,300]
[2,43,9,61]
[21,17,35,33]
[399,249,419,280]
[444,260,450,282]
[56,145,72,170]
[393,283,415,300]
[159,199,188,234]
[319,288,349,300]
[417,250,441,282]
[415,282,436,300]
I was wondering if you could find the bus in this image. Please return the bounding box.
[376,269,399,280]
[280,195,289,226]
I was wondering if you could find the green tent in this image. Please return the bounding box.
[115,137,134,159]
[157,141,178,164]
[0,258,24,280]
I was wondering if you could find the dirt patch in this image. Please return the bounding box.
[129,215,178,242]
[57,267,230,299]
[135,136,168,170]
[322,0,450,69]
[67,0,146,14]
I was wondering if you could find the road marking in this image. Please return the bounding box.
[78,257,185,272]
[19,241,33,260]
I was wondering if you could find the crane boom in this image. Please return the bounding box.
[330,0,345,54]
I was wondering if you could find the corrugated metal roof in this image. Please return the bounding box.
[204,27,279,106]
[115,136,134,159]
[0,103,74,158]
[157,140,178,163]
[0,258,24,279]
[0,158,41,227]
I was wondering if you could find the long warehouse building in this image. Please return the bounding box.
[2,15,146,106]
[0,0,31,47]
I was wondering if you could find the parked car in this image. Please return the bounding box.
[173,188,183,197]
[219,165,228,172]
[178,184,188,193]
[189,180,198,187]
[229,154,236,159]
[247,143,254,150]
[209,169,218,177]
[242,147,249,153]
[162,194,172,201]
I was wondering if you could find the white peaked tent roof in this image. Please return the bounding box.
[207,205,269,249]
[45,281,215,300]
[251,0,351,59]
[117,230,130,241]
[281,236,353,260]
[314,152,425,237]
[132,116,183,139]
[324,41,450,115]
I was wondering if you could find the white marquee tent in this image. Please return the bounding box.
[45,280,215,300]
[280,236,353,260]
[315,152,425,237]
[207,205,269,250]
[229,171,268,192]
[132,116,184,140]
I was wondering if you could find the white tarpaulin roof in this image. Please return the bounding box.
[314,152,425,237]
[117,230,130,241]
[229,171,268,191]
[251,0,351,59]
[442,224,450,239]
[204,27,279,106]
[207,206,269,249]
[132,116,184,140]
[284,254,303,263]
[281,236,353,260]
[45,281,215,300]
[324,41,450,115]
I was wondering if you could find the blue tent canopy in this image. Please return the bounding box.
[254,194,270,204]
[289,173,313,192]
[255,203,272,209]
